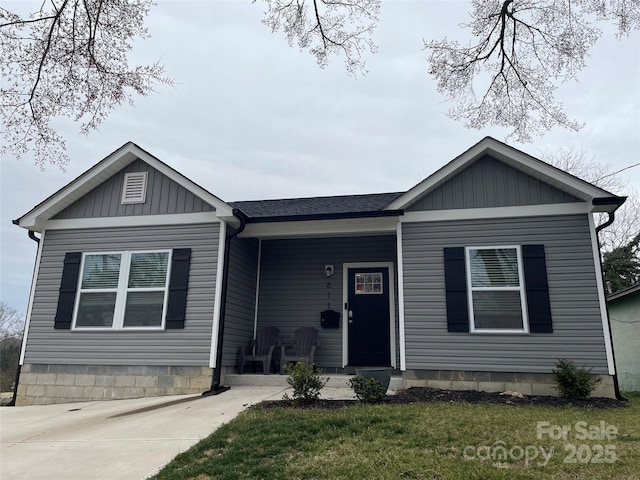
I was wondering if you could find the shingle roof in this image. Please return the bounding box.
[231,192,404,219]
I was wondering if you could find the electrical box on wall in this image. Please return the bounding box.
[320,309,340,329]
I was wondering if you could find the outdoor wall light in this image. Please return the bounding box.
[324,265,334,277]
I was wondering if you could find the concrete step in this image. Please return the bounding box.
[224,373,403,391]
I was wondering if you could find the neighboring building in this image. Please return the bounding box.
[12,137,625,405]
[608,284,640,392]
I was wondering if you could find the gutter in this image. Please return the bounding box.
[594,202,626,401]
[6,231,40,407]
[592,196,627,209]
[202,209,248,396]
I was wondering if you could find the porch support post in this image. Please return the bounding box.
[253,239,262,339]
[396,221,407,371]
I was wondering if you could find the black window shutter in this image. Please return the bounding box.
[444,247,469,332]
[166,248,191,329]
[522,244,553,333]
[54,252,82,329]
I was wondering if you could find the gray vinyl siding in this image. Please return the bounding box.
[401,214,609,374]
[257,236,399,368]
[54,159,215,218]
[222,237,259,367]
[24,223,220,366]
[406,155,581,211]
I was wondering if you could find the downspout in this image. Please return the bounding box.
[202,209,247,396]
[6,231,40,407]
[595,210,626,401]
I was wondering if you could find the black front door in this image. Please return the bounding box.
[347,267,391,366]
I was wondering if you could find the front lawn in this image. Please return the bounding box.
[152,392,640,480]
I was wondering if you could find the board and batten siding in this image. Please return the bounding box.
[24,224,220,366]
[222,237,259,367]
[257,236,399,368]
[406,155,581,212]
[53,159,215,218]
[401,214,609,374]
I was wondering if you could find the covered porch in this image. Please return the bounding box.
[217,217,402,378]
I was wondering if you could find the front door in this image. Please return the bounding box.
[347,267,391,366]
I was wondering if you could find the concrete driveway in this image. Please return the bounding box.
[1,386,287,480]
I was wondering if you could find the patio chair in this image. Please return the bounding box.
[238,327,281,375]
[280,327,319,373]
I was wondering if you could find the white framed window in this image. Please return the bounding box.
[121,172,148,204]
[73,250,171,330]
[465,246,529,333]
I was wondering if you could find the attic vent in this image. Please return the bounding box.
[121,172,148,204]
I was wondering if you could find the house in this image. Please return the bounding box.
[12,137,625,405]
[608,283,640,391]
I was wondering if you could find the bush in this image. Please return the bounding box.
[348,375,386,403]
[552,359,600,400]
[282,361,328,404]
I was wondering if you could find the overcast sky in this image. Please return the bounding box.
[1,1,639,316]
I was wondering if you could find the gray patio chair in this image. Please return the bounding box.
[238,327,281,375]
[280,327,319,373]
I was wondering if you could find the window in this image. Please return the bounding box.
[74,251,171,329]
[355,272,383,294]
[121,172,148,204]
[465,246,528,333]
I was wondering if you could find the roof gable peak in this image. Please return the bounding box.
[386,137,621,212]
[15,142,233,230]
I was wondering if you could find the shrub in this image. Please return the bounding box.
[552,359,600,400]
[348,375,386,403]
[282,361,328,404]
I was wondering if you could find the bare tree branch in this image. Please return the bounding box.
[0,1,173,169]
[426,0,640,142]
[0,302,24,340]
[540,146,640,253]
[258,0,380,76]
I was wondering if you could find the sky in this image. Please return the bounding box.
[1,1,639,317]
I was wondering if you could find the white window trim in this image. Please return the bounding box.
[465,245,529,334]
[121,172,148,204]
[72,250,172,331]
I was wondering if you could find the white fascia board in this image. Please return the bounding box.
[400,202,590,223]
[17,143,234,230]
[18,146,138,229]
[239,216,399,239]
[44,212,219,230]
[386,137,614,211]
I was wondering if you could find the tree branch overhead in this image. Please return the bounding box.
[0,0,172,169]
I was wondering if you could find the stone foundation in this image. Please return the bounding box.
[403,369,616,399]
[16,364,213,406]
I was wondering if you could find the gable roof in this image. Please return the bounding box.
[15,136,627,232]
[231,192,403,221]
[386,137,625,213]
[14,142,235,230]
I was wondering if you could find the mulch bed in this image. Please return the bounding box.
[258,387,628,410]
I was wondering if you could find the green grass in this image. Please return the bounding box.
[152,394,640,480]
